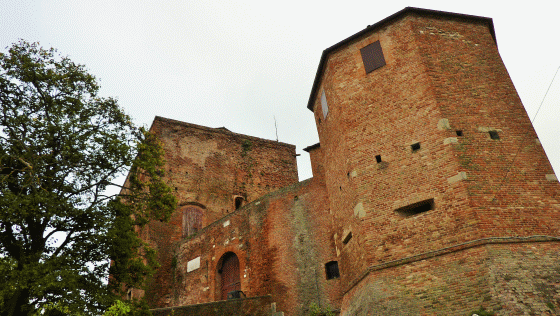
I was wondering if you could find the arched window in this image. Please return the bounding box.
[182,206,203,238]
[234,196,244,210]
[218,252,241,300]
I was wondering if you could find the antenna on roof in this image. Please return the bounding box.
[274,116,279,142]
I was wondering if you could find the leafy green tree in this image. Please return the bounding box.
[0,41,176,315]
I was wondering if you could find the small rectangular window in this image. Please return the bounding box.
[360,41,386,74]
[489,130,499,140]
[321,90,329,119]
[325,261,340,280]
[375,155,382,163]
[411,142,421,152]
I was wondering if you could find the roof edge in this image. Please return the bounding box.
[306,7,496,111]
[150,116,296,148]
[303,143,321,152]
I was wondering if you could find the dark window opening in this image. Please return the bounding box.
[360,41,386,73]
[375,155,382,163]
[395,199,434,217]
[325,261,340,280]
[411,142,421,152]
[234,196,243,210]
[456,130,463,136]
[127,289,132,300]
[489,130,499,140]
[342,232,352,245]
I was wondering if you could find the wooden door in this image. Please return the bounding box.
[220,253,240,300]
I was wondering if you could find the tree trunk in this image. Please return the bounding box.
[2,288,32,316]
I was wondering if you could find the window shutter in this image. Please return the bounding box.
[360,41,386,73]
[321,90,329,119]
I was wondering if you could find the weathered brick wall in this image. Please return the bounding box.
[341,246,492,316]
[414,15,560,239]
[339,241,560,315]
[487,242,560,315]
[150,117,298,224]
[308,9,560,315]
[142,117,300,307]
[146,176,338,315]
[133,8,560,316]
[150,295,273,316]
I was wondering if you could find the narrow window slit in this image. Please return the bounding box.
[342,232,352,245]
[375,155,382,163]
[234,196,244,210]
[489,131,499,140]
[411,142,421,152]
[395,199,434,217]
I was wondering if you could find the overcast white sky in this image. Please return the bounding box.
[1,0,559,181]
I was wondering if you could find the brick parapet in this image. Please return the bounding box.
[150,295,274,316]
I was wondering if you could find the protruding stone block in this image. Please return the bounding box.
[437,118,451,130]
[443,137,458,144]
[448,172,467,184]
[354,202,366,218]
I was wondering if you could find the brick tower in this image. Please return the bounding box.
[306,7,560,315]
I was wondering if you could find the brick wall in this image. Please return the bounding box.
[339,241,560,315]
[142,117,300,307]
[145,175,340,315]
[150,295,273,316]
[131,8,560,316]
[308,9,560,315]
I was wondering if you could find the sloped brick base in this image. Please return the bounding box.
[150,295,276,316]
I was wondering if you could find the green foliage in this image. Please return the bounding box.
[240,139,252,157]
[307,302,335,316]
[0,41,176,315]
[469,306,495,316]
[103,300,131,316]
[102,299,152,316]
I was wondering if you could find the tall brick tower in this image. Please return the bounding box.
[307,7,560,315]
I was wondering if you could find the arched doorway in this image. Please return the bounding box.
[218,252,241,300]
